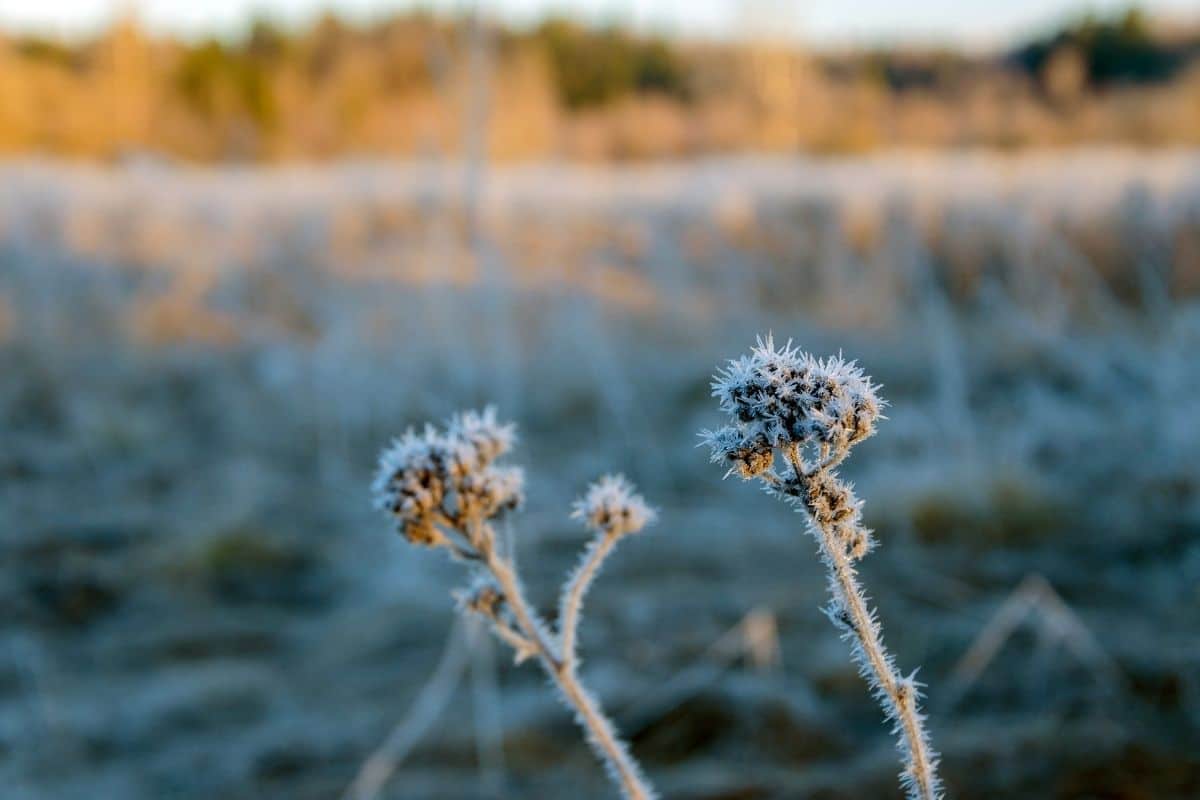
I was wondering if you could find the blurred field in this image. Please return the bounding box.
[2,150,1199,798]
[2,9,1199,161]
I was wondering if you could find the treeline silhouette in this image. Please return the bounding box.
[1013,9,1196,86]
[0,9,1197,161]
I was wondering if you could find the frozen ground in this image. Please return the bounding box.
[1,152,1199,798]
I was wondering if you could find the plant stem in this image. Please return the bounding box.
[553,655,655,800]
[482,533,655,800]
[483,546,558,666]
[560,532,618,670]
[786,450,939,800]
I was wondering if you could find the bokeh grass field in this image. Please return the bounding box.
[2,151,1199,798]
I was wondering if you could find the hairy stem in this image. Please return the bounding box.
[481,529,655,800]
[559,531,618,670]
[786,449,940,800]
[482,546,558,666]
[554,653,655,800]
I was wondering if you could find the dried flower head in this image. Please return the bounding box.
[706,334,884,473]
[371,426,451,544]
[571,474,656,536]
[371,407,524,548]
[802,470,857,527]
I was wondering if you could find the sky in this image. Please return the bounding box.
[0,0,1196,47]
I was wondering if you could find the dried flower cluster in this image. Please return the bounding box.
[702,336,943,800]
[704,336,881,478]
[372,408,524,552]
[373,409,657,800]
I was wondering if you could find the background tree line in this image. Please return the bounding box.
[0,8,1197,162]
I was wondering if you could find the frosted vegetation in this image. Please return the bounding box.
[371,409,657,798]
[1,152,1199,797]
[703,336,940,799]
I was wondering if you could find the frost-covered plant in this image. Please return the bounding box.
[372,408,657,800]
[701,336,943,800]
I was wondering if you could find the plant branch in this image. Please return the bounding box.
[342,620,470,800]
[559,531,619,671]
[480,528,655,800]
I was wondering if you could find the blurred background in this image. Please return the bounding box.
[1,1,1199,798]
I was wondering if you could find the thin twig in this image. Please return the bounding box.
[342,619,470,800]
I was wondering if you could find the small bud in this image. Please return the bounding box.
[457,578,505,620]
[403,518,447,548]
[571,474,656,536]
[845,528,874,560]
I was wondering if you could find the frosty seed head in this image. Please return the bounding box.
[709,335,884,470]
[571,474,656,536]
[840,371,883,447]
[705,337,941,799]
[372,409,524,546]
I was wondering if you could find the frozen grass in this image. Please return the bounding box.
[2,154,1199,798]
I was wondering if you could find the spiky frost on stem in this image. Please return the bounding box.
[373,412,657,800]
[701,336,942,800]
